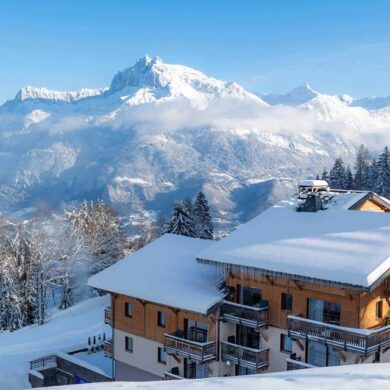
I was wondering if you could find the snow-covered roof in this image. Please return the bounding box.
[88,234,224,314]
[198,192,390,290]
[299,179,328,187]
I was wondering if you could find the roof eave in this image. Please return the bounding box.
[196,257,370,292]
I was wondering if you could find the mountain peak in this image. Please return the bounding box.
[109,55,169,93]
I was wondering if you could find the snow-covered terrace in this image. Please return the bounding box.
[197,192,390,290]
[88,234,225,314]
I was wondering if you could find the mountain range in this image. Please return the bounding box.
[1,56,389,230]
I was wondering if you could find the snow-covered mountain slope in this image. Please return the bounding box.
[261,84,319,106]
[0,56,388,226]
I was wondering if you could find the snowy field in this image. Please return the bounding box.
[38,364,390,390]
[0,295,110,390]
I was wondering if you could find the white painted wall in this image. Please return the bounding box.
[113,329,167,378]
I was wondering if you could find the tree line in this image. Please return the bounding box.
[318,145,390,197]
[0,200,125,331]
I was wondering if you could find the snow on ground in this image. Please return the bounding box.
[0,295,110,390]
[39,363,390,390]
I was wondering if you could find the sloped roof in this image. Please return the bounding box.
[198,192,390,290]
[88,234,224,314]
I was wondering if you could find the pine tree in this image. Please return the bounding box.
[329,157,347,189]
[353,145,370,190]
[321,168,329,182]
[164,201,195,237]
[368,158,379,192]
[376,146,390,197]
[193,192,214,240]
[345,166,354,190]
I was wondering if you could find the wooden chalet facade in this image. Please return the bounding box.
[89,182,390,381]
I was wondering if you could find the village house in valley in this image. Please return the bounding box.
[88,180,390,381]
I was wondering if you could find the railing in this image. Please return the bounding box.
[220,341,269,370]
[220,300,269,329]
[286,358,316,370]
[104,307,112,325]
[104,339,113,358]
[288,315,390,356]
[164,371,184,380]
[30,355,57,371]
[163,332,216,363]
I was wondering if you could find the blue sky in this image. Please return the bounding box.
[1,0,390,103]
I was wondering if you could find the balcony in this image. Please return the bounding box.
[104,339,113,358]
[220,341,269,370]
[288,315,390,356]
[104,307,112,325]
[286,358,316,370]
[163,331,216,363]
[220,300,269,329]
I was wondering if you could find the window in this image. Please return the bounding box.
[376,300,383,318]
[281,293,293,311]
[307,340,340,367]
[158,311,166,327]
[158,347,167,364]
[125,336,133,352]
[280,334,293,353]
[308,298,341,325]
[125,302,132,318]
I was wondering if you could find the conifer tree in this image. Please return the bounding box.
[353,145,370,190]
[345,166,354,189]
[329,157,347,189]
[164,201,195,237]
[193,192,213,240]
[321,168,329,182]
[376,146,390,197]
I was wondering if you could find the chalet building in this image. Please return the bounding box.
[88,180,390,380]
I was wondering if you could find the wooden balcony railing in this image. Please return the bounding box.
[220,300,269,329]
[163,332,216,363]
[104,339,113,358]
[104,307,112,325]
[164,371,184,380]
[220,341,269,370]
[286,358,316,370]
[288,315,390,356]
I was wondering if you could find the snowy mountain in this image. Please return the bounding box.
[0,56,388,228]
[261,84,319,106]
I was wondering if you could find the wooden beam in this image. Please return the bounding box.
[341,288,354,301]
[294,339,304,351]
[260,330,269,342]
[265,275,274,286]
[169,353,180,363]
[337,350,346,362]
[292,280,303,291]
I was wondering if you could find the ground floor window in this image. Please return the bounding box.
[184,359,209,379]
[280,334,293,353]
[158,347,167,364]
[236,365,256,376]
[125,336,133,353]
[307,340,340,367]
